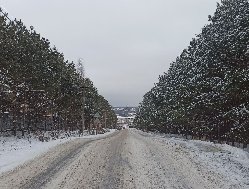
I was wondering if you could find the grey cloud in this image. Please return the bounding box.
[1,0,218,106]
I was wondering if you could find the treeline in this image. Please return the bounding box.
[0,9,117,135]
[134,0,249,145]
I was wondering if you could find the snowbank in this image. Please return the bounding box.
[0,129,116,174]
[146,131,249,188]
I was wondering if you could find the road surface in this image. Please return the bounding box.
[0,129,225,189]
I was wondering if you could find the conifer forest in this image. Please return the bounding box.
[0,1,249,188]
[134,0,249,146]
[0,8,117,136]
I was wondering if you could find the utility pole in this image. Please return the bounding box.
[79,85,89,135]
[77,58,86,135]
[104,111,107,129]
[81,90,85,134]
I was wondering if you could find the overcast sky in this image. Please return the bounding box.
[1,0,218,107]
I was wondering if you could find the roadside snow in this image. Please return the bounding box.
[146,131,249,189]
[0,129,116,174]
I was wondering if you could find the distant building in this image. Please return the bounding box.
[113,107,137,129]
[117,115,135,127]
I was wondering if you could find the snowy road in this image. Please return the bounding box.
[0,129,248,189]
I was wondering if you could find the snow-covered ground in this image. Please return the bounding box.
[0,129,248,188]
[0,129,116,174]
[145,131,249,188]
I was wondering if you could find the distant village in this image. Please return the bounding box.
[112,107,137,129]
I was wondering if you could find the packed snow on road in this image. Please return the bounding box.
[145,130,249,188]
[0,129,116,174]
[0,129,248,189]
